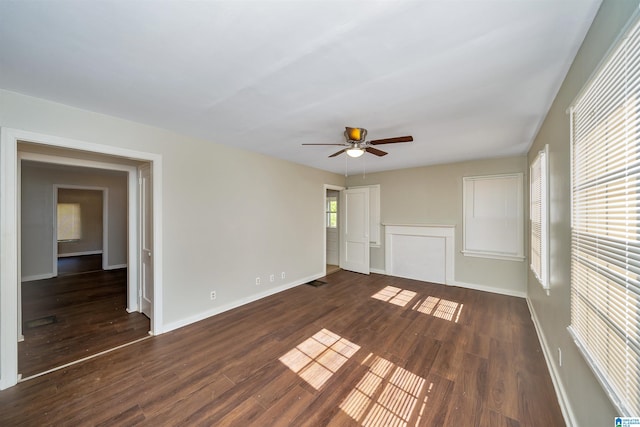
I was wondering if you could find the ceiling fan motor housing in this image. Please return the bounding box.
[345,127,367,142]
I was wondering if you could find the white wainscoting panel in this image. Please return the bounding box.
[384,224,455,285]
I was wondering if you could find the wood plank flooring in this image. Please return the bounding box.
[2,271,564,426]
[19,267,150,378]
[326,264,341,275]
[57,254,104,276]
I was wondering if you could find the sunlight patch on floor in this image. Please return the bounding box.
[279,329,360,390]
[340,354,428,427]
[413,296,463,322]
[371,286,463,323]
[371,286,417,307]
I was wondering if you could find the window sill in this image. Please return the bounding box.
[461,250,525,262]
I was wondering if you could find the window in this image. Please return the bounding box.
[57,203,81,241]
[462,173,524,261]
[530,146,549,290]
[569,15,640,416]
[326,196,337,228]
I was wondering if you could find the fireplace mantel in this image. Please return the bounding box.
[384,224,455,285]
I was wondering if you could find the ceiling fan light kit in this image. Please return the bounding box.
[302,126,413,159]
[346,146,365,158]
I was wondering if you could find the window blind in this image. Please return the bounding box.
[569,15,640,416]
[462,174,524,261]
[57,203,81,241]
[530,147,548,289]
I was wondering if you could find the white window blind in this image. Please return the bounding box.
[462,174,524,261]
[530,146,548,290]
[569,15,640,416]
[57,203,81,241]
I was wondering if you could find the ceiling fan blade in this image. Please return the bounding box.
[366,147,388,157]
[329,149,347,158]
[369,136,413,145]
[301,143,346,146]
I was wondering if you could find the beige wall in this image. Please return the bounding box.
[346,155,528,296]
[1,89,344,329]
[526,1,639,425]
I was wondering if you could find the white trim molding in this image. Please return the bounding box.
[0,127,164,390]
[57,250,104,258]
[20,273,56,283]
[0,128,19,390]
[453,280,526,299]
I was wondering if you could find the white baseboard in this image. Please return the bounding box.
[366,270,525,298]
[162,272,325,333]
[451,280,526,298]
[22,264,127,282]
[526,297,576,427]
[21,272,56,282]
[58,250,103,258]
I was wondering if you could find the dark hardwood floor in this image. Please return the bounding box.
[2,271,564,426]
[57,253,104,275]
[19,259,150,378]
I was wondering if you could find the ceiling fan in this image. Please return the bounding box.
[302,127,413,158]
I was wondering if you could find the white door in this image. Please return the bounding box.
[139,163,153,319]
[340,187,370,274]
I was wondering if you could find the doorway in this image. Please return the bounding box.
[0,128,164,390]
[18,163,150,379]
[55,186,105,274]
[326,189,340,275]
[324,184,344,276]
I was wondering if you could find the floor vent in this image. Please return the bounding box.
[24,315,57,329]
[306,280,327,287]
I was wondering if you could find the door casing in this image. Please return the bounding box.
[0,127,163,390]
[139,163,153,319]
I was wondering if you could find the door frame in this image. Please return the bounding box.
[0,127,164,390]
[138,163,153,319]
[323,184,345,276]
[52,184,108,275]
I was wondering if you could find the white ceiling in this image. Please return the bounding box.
[0,1,601,175]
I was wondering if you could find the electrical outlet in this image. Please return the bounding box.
[255,277,261,285]
[281,272,286,279]
[558,347,562,367]
[210,291,216,300]
[270,274,275,282]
